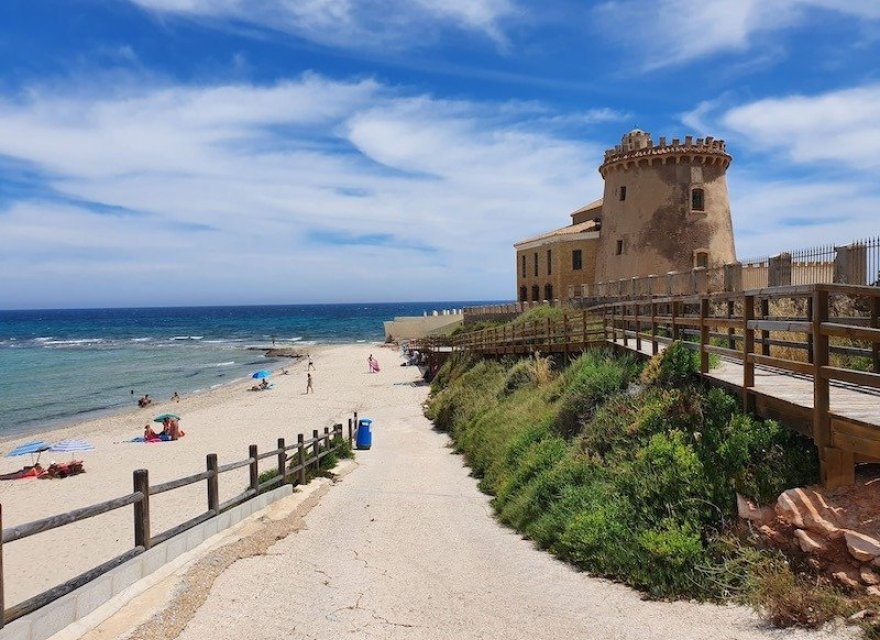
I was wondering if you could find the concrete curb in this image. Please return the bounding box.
[0,459,357,640]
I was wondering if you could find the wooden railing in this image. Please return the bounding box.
[0,419,357,627]
[434,283,880,489]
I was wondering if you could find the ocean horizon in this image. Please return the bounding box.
[0,301,496,438]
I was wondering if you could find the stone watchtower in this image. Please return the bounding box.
[594,130,736,283]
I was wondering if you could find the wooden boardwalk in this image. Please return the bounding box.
[417,283,880,488]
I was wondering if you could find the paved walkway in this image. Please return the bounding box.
[165,366,843,640]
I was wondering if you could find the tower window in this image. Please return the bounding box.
[519,286,527,302]
[533,252,538,277]
[694,250,709,269]
[619,186,627,201]
[531,285,540,301]
[547,249,552,275]
[572,249,583,270]
[616,240,624,255]
[692,188,705,211]
[544,284,553,301]
[521,254,525,277]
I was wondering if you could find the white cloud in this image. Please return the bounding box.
[127,0,520,49]
[595,0,880,69]
[0,73,605,308]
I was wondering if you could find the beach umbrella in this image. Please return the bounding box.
[252,370,271,379]
[6,440,51,466]
[153,413,180,423]
[48,440,94,453]
[6,441,50,457]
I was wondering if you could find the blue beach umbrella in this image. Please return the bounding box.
[48,440,94,453]
[6,441,50,457]
[252,370,271,379]
[6,440,51,466]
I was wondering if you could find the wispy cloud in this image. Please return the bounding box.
[0,72,604,307]
[128,0,521,50]
[594,0,880,70]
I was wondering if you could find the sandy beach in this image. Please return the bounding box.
[0,342,401,608]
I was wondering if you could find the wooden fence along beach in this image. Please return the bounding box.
[0,418,359,627]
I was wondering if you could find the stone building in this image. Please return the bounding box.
[514,130,736,301]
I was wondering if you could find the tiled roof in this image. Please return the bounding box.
[515,218,600,246]
[570,197,603,217]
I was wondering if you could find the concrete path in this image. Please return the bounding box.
[168,366,845,640]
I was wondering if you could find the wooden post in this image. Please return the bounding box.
[634,301,642,352]
[324,427,330,452]
[700,297,710,373]
[277,438,287,483]
[297,434,306,485]
[582,309,587,350]
[760,297,770,357]
[206,454,219,514]
[622,302,629,347]
[0,504,4,629]
[133,469,151,550]
[650,301,658,355]
[806,296,815,365]
[872,297,880,373]
[312,429,320,468]
[726,300,735,350]
[248,445,259,492]
[743,295,755,412]
[347,418,354,447]
[671,301,680,342]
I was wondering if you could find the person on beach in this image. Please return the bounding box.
[306,372,314,394]
[260,378,270,390]
[171,391,180,403]
[144,424,155,441]
[307,354,315,370]
[368,354,374,372]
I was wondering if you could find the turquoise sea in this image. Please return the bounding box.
[0,302,485,437]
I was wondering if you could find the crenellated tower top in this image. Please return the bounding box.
[599,129,732,178]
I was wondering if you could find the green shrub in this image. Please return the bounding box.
[554,352,636,438]
[641,341,699,387]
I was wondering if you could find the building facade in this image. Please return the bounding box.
[514,130,735,300]
[514,200,601,302]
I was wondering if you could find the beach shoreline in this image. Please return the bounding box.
[0,341,403,609]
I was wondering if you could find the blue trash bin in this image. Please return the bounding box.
[356,418,373,450]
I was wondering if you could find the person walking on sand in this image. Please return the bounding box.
[307,354,315,370]
[368,354,373,372]
[306,372,314,394]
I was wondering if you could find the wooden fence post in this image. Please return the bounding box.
[312,430,320,468]
[872,297,880,373]
[671,301,680,342]
[248,445,259,493]
[700,297,710,373]
[760,298,771,356]
[206,454,219,514]
[743,295,755,412]
[622,302,629,347]
[348,418,353,447]
[297,434,306,485]
[807,296,815,365]
[277,438,287,483]
[727,300,736,350]
[650,301,658,355]
[634,302,642,352]
[324,427,330,452]
[133,469,151,550]
[0,504,5,629]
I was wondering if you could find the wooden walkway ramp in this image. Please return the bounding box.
[417,283,880,489]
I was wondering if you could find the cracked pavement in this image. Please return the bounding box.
[171,359,847,640]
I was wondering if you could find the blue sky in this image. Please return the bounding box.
[1,0,879,308]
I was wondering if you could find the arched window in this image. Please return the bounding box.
[519,286,528,302]
[691,188,705,211]
[544,284,553,301]
[531,285,540,301]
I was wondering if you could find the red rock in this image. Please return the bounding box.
[861,566,880,586]
[845,530,880,562]
[831,564,861,589]
[793,528,827,554]
[736,494,775,525]
[775,488,842,539]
